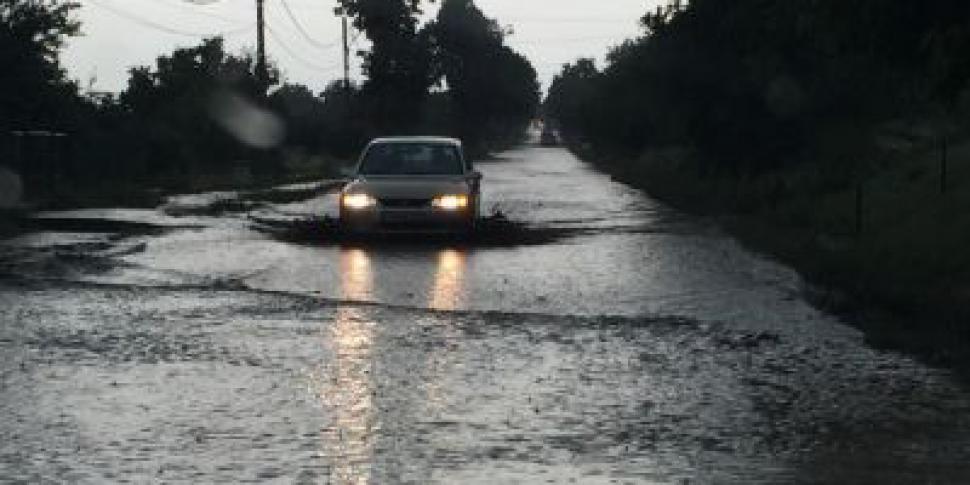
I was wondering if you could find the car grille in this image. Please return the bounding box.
[379,198,431,208]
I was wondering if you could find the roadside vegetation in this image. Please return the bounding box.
[546,1,970,370]
[0,0,539,210]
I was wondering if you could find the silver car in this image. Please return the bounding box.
[339,137,482,233]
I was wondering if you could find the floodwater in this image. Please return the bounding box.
[2,145,970,484]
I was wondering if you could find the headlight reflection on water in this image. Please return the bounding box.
[339,248,373,302]
[321,306,378,485]
[429,249,467,311]
[309,248,469,483]
[312,248,378,485]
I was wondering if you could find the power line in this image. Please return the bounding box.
[277,0,341,50]
[149,0,249,24]
[263,5,342,56]
[265,25,341,72]
[86,0,253,38]
[87,0,338,81]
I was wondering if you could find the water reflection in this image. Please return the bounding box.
[429,249,467,311]
[424,249,468,419]
[317,248,378,485]
[340,248,373,302]
[311,247,468,483]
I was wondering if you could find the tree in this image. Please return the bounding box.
[545,59,600,142]
[316,81,368,156]
[431,0,539,151]
[336,0,437,133]
[546,0,970,175]
[0,0,80,129]
[118,38,279,176]
[120,38,271,113]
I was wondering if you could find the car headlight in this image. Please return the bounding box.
[432,194,469,210]
[342,193,376,210]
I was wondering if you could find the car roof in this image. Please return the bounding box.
[368,136,463,147]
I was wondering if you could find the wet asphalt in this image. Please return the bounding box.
[1,145,970,484]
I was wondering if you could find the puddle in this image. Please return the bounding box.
[4,145,970,483]
[248,212,584,248]
[10,216,172,236]
[161,180,343,217]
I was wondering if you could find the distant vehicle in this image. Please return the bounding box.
[339,137,482,233]
[540,129,559,146]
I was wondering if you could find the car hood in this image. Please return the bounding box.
[343,176,471,199]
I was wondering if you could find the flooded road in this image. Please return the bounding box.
[2,145,970,483]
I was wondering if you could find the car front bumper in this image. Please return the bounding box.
[340,207,474,233]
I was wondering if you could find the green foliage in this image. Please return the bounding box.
[269,81,368,158]
[5,0,540,205]
[112,38,277,179]
[336,0,427,34]
[0,0,80,129]
[120,38,270,111]
[336,0,437,133]
[545,59,600,143]
[333,0,537,145]
[547,0,970,177]
[430,0,540,152]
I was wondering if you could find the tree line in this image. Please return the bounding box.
[546,0,970,179]
[1,0,539,203]
[544,1,970,350]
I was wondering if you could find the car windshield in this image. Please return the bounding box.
[358,143,463,176]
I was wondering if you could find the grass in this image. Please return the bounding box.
[18,153,349,211]
[580,132,970,375]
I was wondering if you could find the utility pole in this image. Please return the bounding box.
[342,13,350,90]
[256,0,268,88]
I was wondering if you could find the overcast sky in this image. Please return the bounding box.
[64,0,659,95]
